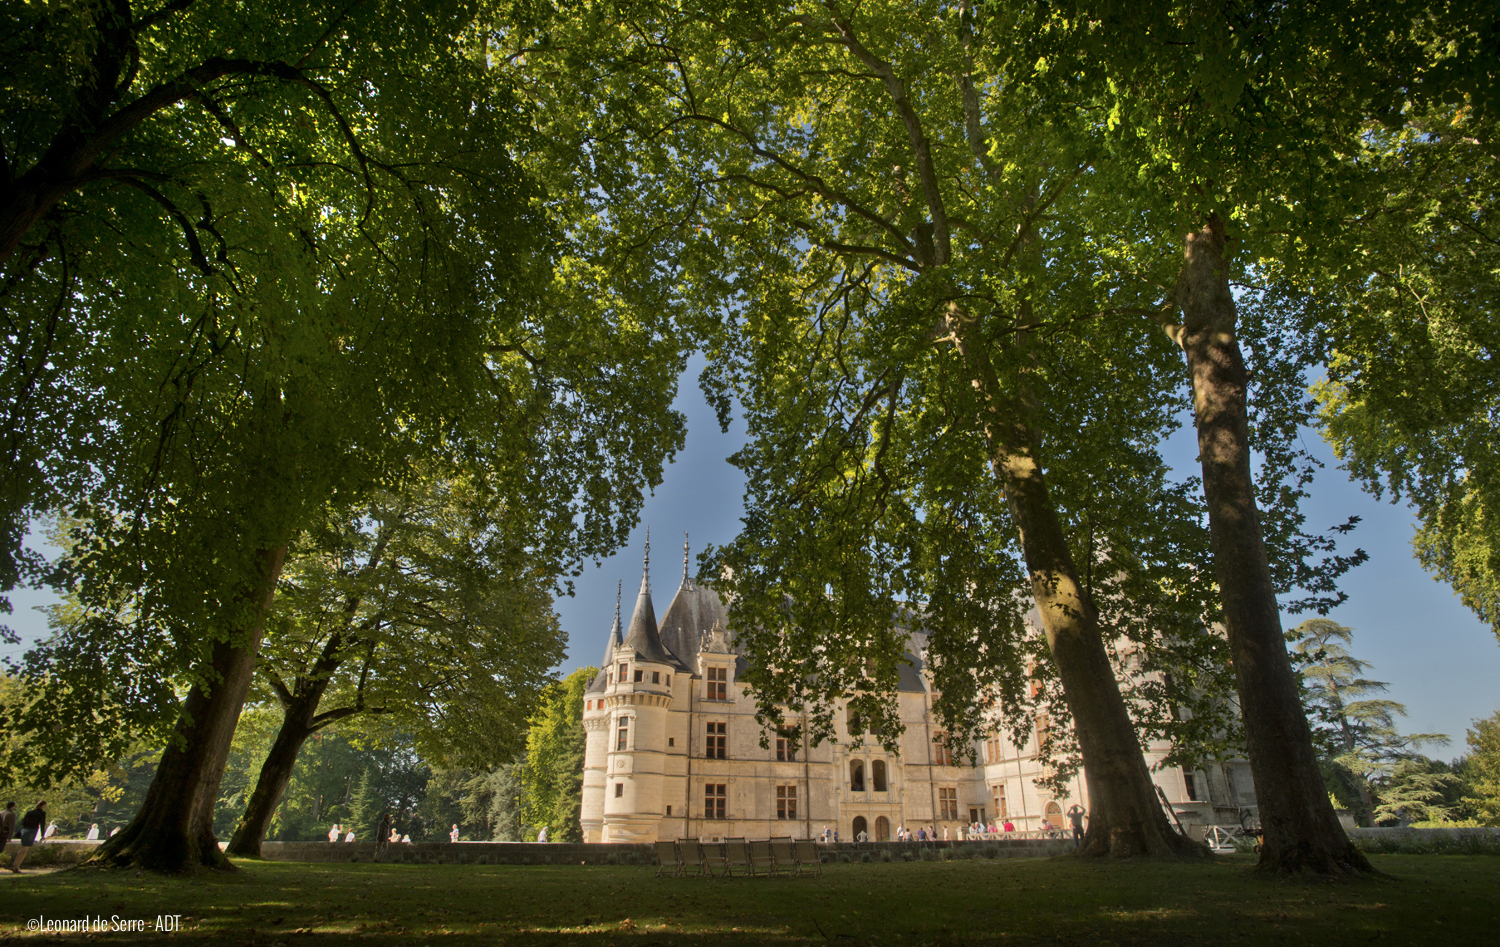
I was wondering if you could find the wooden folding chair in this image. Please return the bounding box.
[770,836,796,876]
[653,839,682,877]
[794,839,823,877]
[678,838,712,877]
[724,837,752,877]
[749,839,777,876]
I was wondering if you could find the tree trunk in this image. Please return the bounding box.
[88,542,288,872]
[1175,214,1371,873]
[224,693,321,857]
[951,307,1205,858]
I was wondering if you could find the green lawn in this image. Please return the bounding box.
[3,854,1495,945]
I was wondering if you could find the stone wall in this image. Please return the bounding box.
[258,841,654,865]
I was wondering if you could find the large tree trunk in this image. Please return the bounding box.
[223,693,321,858]
[952,308,1205,858]
[89,542,288,872]
[1175,215,1370,873]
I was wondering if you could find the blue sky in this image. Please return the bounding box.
[6,358,1495,763]
[553,356,1500,763]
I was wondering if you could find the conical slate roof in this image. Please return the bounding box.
[586,582,626,695]
[621,534,692,671]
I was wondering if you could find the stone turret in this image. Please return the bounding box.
[580,583,625,842]
[599,533,680,842]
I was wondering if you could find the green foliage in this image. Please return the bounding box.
[519,666,596,843]
[4,0,692,793]
[1290,618,1449,825]
[1463,711,1500,826]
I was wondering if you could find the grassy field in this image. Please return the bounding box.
[2,854,1495,945]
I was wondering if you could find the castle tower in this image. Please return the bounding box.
[580,582,624,843]
[599,534,690,843]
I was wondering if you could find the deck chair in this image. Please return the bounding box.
[678,838,712,877]
[653,839,681,877]
[702,839,731,876]
[794,839,822,876]
[748,839,777,876]
[724,837,752,877]
[770,836,796,876]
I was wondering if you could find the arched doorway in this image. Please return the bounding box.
[872,760,888,792]
[849,760,865,791]
[852,815,868,841]
[875,816,890,841]
[1044,801,1063,831]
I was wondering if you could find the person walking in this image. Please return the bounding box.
[328,823,342,843]
[0,803,16,852]
[86,824,100,840]
[1067,804,1087,850]
[344,829,356,842]
[537,826,548,843]
[10,801,46,872]
[449,824,460,843]
[376,812,392,858]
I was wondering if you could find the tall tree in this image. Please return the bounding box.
[225,469,567,856]
[517,0,1233,856]
[520,666,596,843]
[1290,618,1448,826]
[4,0,691,871]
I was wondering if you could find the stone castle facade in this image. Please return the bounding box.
[580,540,1256,843]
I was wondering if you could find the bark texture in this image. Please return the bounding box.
[951,308,1205,858]
[223,701,318,858]
[88,543,288,872]
[225,519,394,857]
[1175,215,1371,874]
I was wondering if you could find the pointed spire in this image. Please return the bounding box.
[612,580,623,644]
[623,529,679,666]
[682,532,691,588]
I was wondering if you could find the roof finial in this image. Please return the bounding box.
[643,526,650,591]
[615,580,622,625]
[683,532,690,587]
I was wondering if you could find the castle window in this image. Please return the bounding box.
[986,731,1001,763]
[634,669,644,683]
[706,722,727,759]
[652,671,660,684]
[1183,769,1200,801]
[939,787,959,821]
[776,785,797,820]
[705,784,726,819]
[872,760,888,792]
[668,737,675,747]
[1036,713,1050,751]
[933,733,954,767]
[616,717,629,751]
[619,662,628,681]
[993,784,1007,817]
[707,666,728,700]
[849,760,865,791]
[666,675,671,686]
[776,738,797,762]
[847,707,863,736]
[666,805,672,816]
[614,783,623,798]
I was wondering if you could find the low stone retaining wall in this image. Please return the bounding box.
[1,835,1064,867]
[260,841,654,865]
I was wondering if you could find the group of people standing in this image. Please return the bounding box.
[811,805,1088,848]
[326,819,463,844]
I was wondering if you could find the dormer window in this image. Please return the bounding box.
[707,666,728,700]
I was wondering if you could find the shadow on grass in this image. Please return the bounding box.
[2,854,1494,945]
